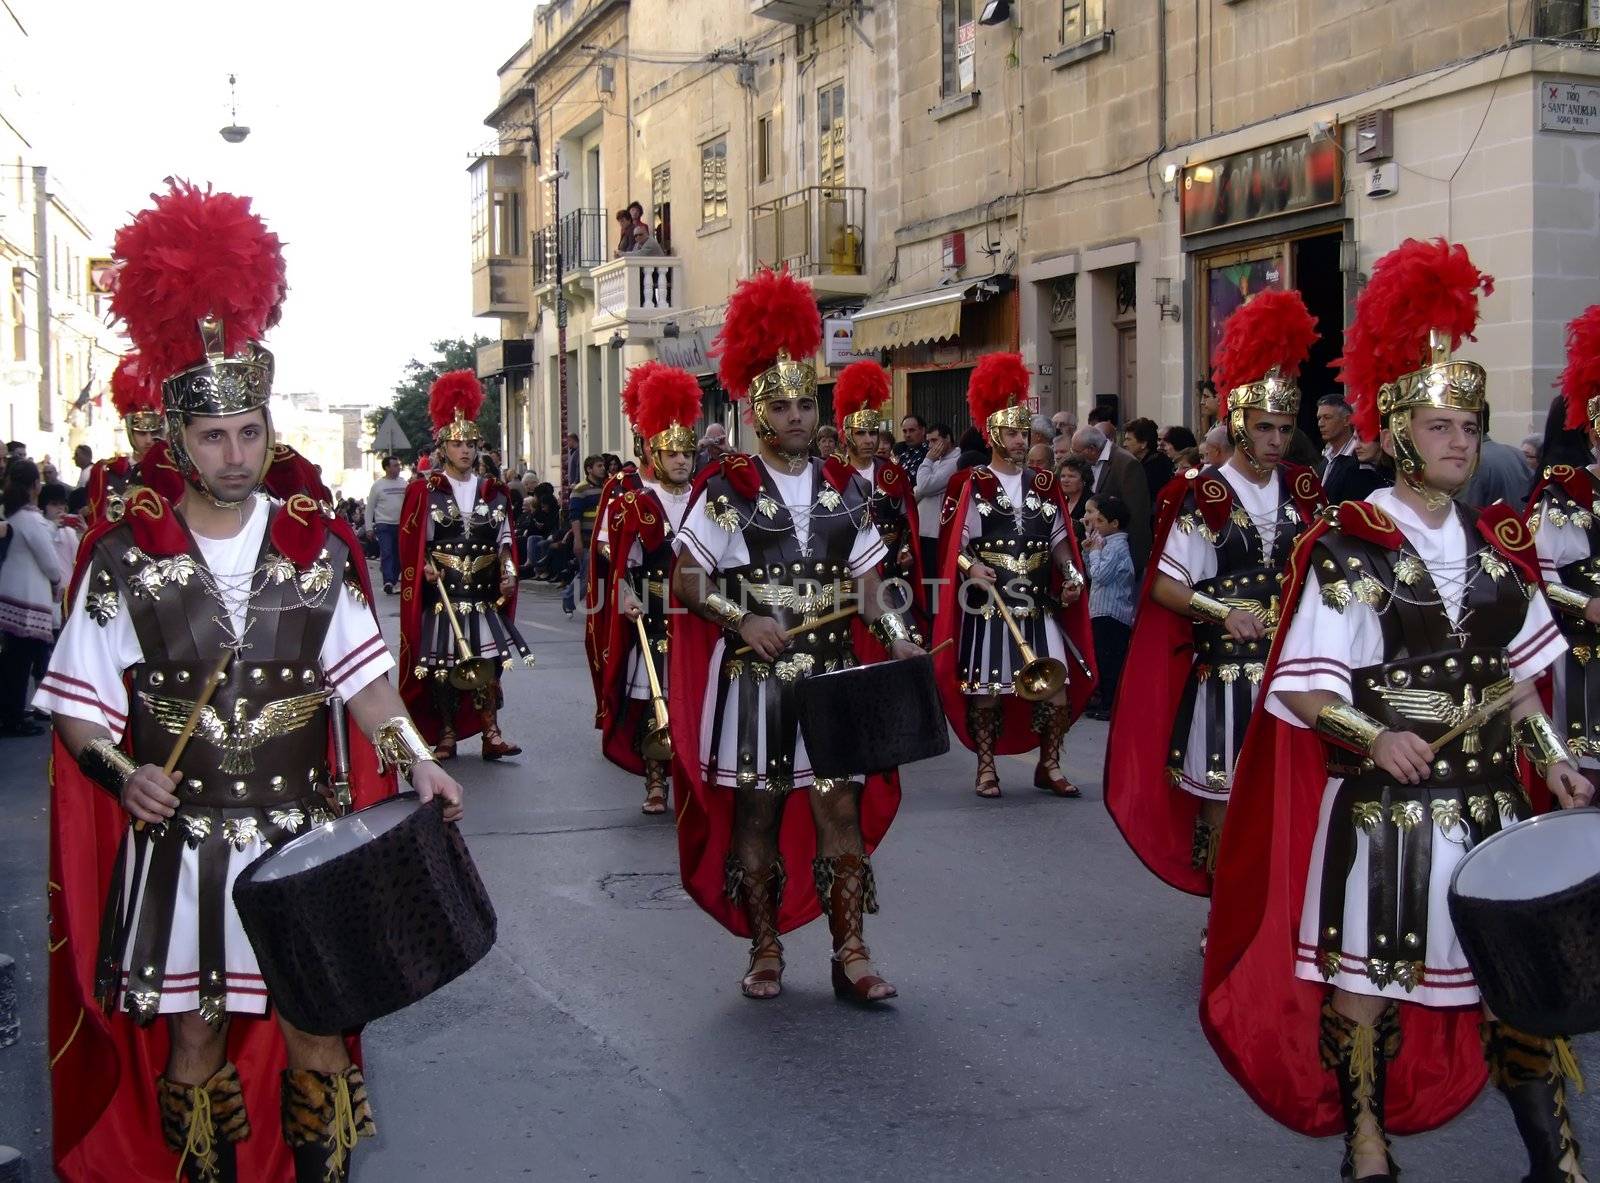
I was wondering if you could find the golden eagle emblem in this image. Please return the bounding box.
[1374,678,1512,753]
[137,688,328,774]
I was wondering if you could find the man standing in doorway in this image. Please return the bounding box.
[365,454,409,593]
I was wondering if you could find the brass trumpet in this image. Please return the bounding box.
[430,566,497,691]
[959,553,1068,702]
[634,615,672,762]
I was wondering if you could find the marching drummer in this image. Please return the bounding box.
[668,268,922,1003]
[931,352,1095,799]
[1529,303,1600,794]
[39,184,463,1183]
[397,370,535,762]
[590,363,699,814]
[1105,290,1326,913]
[1202,239,1593,1183]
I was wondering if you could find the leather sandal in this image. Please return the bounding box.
[975,769,1002,798]
[741,946,784,1000]
[432,732,457,761]
[1033,763,1081,798]
[831,946,897,1005]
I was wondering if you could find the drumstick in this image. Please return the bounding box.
[1428,684,1516,757]
[729,605,860,657]
[134,651,233,832]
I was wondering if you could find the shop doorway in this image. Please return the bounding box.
[1291,232,1344,435]
[908,366,975,441]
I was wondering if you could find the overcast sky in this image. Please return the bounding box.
[20,0,531,405]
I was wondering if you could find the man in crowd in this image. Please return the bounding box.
[1200,423,1232,468]
[365,454,409,593]
[1465,402,1534,507]
[1123,416,1174,505]
[894,413,928,480]
[562,431,581,488]
[1051,409,1077,439]
[72,444,93,488]
[563,453,608,617]
[1073,425,1151,572]
[696,422,730,472]
[1316,392,1358,476]
[912,420,959,575]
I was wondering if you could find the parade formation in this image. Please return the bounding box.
[21,176,1600,1183]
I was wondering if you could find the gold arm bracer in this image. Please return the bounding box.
[373,716,436,776]
[1513,712,1573,777]
[1189,590,1235,626]
[703,591,749,633]
[1315,701,1387,757]
[871,611,912,649]
[1545,582,1593,619]
[78,736,138,796]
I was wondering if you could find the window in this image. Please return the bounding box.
[942,0,976,96]
[1062,0,1106,44]
[757,114,774,184]
[700,136,728,225]
[651,163,672,252]
[817,83,845,188]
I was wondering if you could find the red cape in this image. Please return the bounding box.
[591,475,664,773]
[932,464,1098,752]
[397,472,520,745]
[83,456,136,529]
[1199,498,1547,1137]
[585,471,639,730]
[1104,462,1326,896]
[50,490,396,1182]
[666,457,901,936]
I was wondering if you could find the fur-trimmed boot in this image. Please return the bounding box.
[1484,1020,1588,1183]
[157,1061,250,1183]
[814,852,896,1004]
[1320,1000,1401,1182]
[1031,701,1080,796]
[281,1064,376,1183]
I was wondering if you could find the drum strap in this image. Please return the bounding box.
[1363,796,1399,986]
[196,835,232,1020]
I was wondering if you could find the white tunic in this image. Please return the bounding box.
[1267,488,1565,1006]
[676,458,886,790]
[1532,471,1599,769]
[955,467,1071,696]
[35,494,394,1016]
[1157,463,1287,798]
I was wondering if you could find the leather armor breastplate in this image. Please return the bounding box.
[630,517,677,642]
[88,504,349,806]
[428,479,507,605]
[968,471,1056,612]
[709,459,871,668]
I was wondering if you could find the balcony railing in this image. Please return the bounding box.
[591,255,683,329]
[751,186,865,278]
[532,209,609,286]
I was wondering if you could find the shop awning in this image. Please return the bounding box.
[850,282,979,352]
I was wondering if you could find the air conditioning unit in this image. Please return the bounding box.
[597,64,615,95]
[750,0,832,23]
[1354,109,1393,162]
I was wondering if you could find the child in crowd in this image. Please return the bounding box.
[1081,493,1134,721]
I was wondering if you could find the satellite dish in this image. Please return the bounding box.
[219,73,250,144]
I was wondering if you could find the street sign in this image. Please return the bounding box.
[1540,81,1600,134]
[372,412,410,454]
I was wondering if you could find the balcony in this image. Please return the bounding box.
[477,338,534,380]
[472,258,530,318]
[590,255,683,331]
[751,186,869,301]
[532,209,609,288]
[750,0,832,22]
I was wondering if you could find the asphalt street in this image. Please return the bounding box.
[2,575,1598,1181]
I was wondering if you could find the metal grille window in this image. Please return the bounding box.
[700,136,728,224]
[817,83,845,188]
[1062,0,1106,43]
[941,0,976,96]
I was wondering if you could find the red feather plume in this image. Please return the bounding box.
[621,360,666,427]
[1335,238,1494,440]
[1561,305,1600,431]
[109,352,161,418]
[427,370,484,431]
[966,352,1031,437]
[712,268,822,398]
[110,180,287,383]
[635,366,703,440]
[1211,289,1320,418]
[833,360,891,428]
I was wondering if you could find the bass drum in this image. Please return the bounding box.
[799,654,949,779]
[1448,807,1600,1038]
[233,793,496,1035]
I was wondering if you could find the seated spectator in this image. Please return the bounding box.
[1082,492,1135,720]
[628,202,666,256]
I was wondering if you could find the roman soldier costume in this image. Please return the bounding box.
[932,352,1096,797]
[1529,304,1600,781]
[1106,289,1325,893]
[39,181,415,1182]
[84,352,164,528]
[590,364,699,813]
[1202,239,1586,1182]
[833,359,927,644]
[397,370,534,760]
[668,268,909,1003]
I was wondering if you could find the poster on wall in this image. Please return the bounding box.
[1196,243,1289,383]
[1182,132,1341,235]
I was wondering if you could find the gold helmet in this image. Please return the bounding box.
[1210,288,1319,468]
[714,268,822,443]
